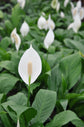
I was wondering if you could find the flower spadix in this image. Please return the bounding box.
[17,0,25,9]
[44,29,54,49]
[18,45,42,85]
[11,28,21,51]
[20,21,29,37]
[37,16,47,30]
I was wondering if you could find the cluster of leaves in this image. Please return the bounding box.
[0,0,84,127]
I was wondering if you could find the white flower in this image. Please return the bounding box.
[51,0,58,9]
[17,0,25,9]
[71,1,82,20]
[70,2,74,9]
[37,16,47,30]
[51,0,60,12]
[68,15,81,33]
[17,119,20,127]
[77,0,81,9]
[18,45,42,85]
[44,29,54,49]
[20,21,29,37]
[11,28,21,51]
[56,2,60,12]
[11,28,17,43]
[71,7,78,19]
[46,15,55,30]
[60,12,65,18]
[79,7,84,20]
[64,0,69,7]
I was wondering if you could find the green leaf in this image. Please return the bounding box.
[8,92,27,106]
[8,104,28,117]
[2,102,37,126]
[0,113,14,127]
[46,110,84,127]
[0,52,20,75]
[32,89,56,123]
[47,64,61,93]
[5,20,13,35]
[2,101,28,121]
[0,61,16,73]
[11,4,25,27]
[0,48,10,61]
[64,38,84,54]
[0,37,11,50]
[59,99,68,111]
[31,123,44,127]
[60,53,81,90]
[30,83,40,94]
[0,73,19,94]
[0,94,5,102]
[0,10,3,19]
[20,108,37,127]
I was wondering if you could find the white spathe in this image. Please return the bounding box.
[11,28,21,51]
[47,15,55,30]
[71,0,83,20]
[18,45,42,85]
[70,2,74,9]
[20,21,29,37]
[51,0,58,9]
[11,28,17,43]
[56,2,60,12]
[60,12,65,18]
[51,0,60,12]
[44,29,54,49]
[17,0,25,9]
[79,7,84,20]
[68,15,81,33]
[37,16,47,30]
[71,7,79,19]
[64,0,69,7]
[17,119,20,127]
[77,0,81,9]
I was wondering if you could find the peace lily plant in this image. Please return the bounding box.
[18,45,42,85]
[71,0,84,20]
[44,29,54,49]
[37,15,47,30]
[68,14,81,33]
[46,15,55,30]
[11,28,21,51]
[60,11,65,18]
[37,14,55,30]
[20,21,30,37]
[18,44,42,106]
[68,0,83,33]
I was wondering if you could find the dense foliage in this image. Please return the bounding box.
[0,0,84,127]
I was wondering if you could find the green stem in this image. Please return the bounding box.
[27,76,31,107]
[46,51,48,62]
